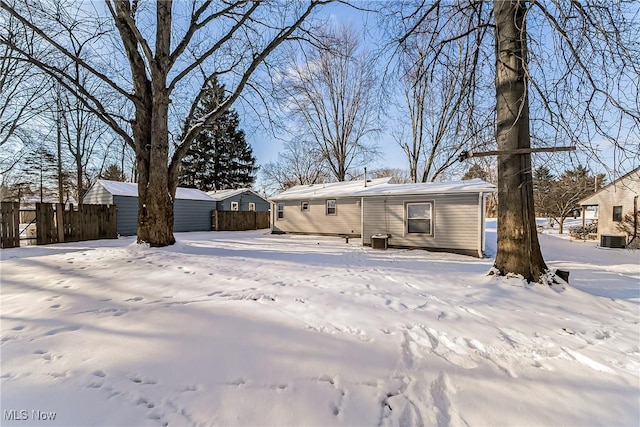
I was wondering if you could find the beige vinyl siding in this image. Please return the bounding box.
[362,194,479,252]
[581,172,640,237]
[271,197,361,236]
[83,182,113,205]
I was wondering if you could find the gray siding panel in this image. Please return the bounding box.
[113,196,138,236]
[174,199,216,232]
[363,194,480,253]
[272,197,361,236]
[217,192,270,211]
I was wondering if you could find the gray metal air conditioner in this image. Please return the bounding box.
[600,234,626,248]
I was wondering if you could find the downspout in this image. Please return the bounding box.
[633,195,638,245]
[360,197,364,245]
[581,205,586,241]
[478,192,484,258]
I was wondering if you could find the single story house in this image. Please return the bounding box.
[206,188,270,212]
[270,178,496,257]
[84,180,216,236]
[579,166,640,246]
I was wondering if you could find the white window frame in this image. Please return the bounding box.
[301,201,310,212]
[405,202,433,236]
[277,202,284,220]
[248,202,255,211]
[231,201,239,211]
[326,199,337,215]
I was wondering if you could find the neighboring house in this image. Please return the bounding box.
[84,180,216,236]
[271,178,496,257]
[206,188,270,212]
[579,167,640,245]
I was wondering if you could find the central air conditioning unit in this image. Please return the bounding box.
[600,234,626,248]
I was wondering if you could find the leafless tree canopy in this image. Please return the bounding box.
[261,139,328,194]
[391,1,494,183]
[379,0,639,282]
[1,0,332,245]
[276,25,380,182]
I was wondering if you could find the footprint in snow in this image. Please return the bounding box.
[44,325,81,336]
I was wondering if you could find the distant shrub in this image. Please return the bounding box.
[569,223,598,239]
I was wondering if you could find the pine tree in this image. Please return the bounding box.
[179,77,257,191]
[100,163,126,182]
[23,144,59,202]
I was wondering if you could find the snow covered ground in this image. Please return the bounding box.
[1,220,639,426]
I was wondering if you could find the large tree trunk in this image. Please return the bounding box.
[492,0,548,282]
[132,1,175,247]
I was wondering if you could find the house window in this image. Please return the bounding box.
[613,205,623,222]
[301,201,309,212]
[249,203,255,212]
[406,202,433,234]
[231,201,239,211]
[277,203,284,220]
[326,199,336,215]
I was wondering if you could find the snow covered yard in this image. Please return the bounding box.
[1,223,639,426]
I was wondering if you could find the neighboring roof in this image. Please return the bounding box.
[579,166,640,206]
[96,180,214,201]
[206,188,267,202]
[271,178,495,201]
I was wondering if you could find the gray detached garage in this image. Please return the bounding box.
[83,180,216,236]
[271,178,496,257]
[206,188,270,212]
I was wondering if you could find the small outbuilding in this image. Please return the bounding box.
[83,180,216,236]
[271,178,496,257]
[579,167,640,247]
[206,188,270,212]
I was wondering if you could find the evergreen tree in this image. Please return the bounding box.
[23,143,59,202]
[462,163,490,181]
[179,77,257,191]
[100,163,126,182]
[533,166,555,218]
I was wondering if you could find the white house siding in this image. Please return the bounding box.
[362,193,481,256]
[82,183,113,205]
[272,197,361,236]
[580,170,640,237]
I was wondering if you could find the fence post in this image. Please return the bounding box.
[0,202,20,248]
[55,203,65,243]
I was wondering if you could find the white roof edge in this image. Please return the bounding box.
[271,178,496,201]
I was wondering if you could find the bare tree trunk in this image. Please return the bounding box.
[493,0,547,282]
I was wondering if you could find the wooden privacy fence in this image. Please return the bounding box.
[1,202,20,248]
[35,203,117,245]
[212,210,270,231]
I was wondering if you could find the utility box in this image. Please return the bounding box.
[371,234,389,250]
[600,234,626,248]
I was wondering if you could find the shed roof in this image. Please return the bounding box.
[97,180,214,201]
[206,188,267,202]
[271,178,495,201]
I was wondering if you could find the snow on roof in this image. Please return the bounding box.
[98,180,214,201]
[358,178,497,196]
[206,188,264,201]
[271,178,495,201]
[271,178,391,201]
